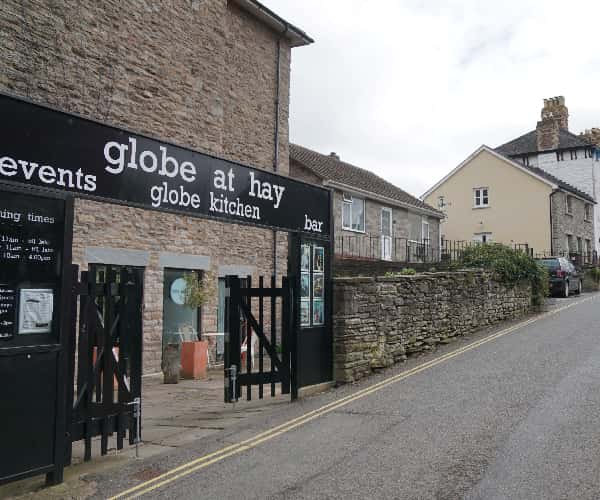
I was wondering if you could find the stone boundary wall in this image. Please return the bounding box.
[333,270,531,383]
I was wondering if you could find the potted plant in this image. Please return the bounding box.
[179,271,212,380]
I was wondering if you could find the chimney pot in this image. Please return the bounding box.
[330,152,340,160]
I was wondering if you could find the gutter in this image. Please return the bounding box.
[323,179,444,219]
[230,0,314,47]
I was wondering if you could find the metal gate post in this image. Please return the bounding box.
[224,275,241,403]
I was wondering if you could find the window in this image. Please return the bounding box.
[586,239,592,258]
[556,151,564,162]
[585,204,592,221]
[473,187,489,208]
[341,193,365,232]
[162,268,202,347]
[565,195,573,215]
[473,233,492,244]
[570,150,578,160]
[421,219,430,242]
[566,234,573,254]
[437,196,445,210]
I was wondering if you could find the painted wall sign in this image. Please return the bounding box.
[0,190,64,339]
[0,94,331,237]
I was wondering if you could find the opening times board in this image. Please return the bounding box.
[0,190,65,341]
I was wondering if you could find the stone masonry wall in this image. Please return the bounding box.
[333,271,531,383]
[0,1,295,373]
[551,191,594,256]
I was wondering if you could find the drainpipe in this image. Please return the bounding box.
[272,25,288,279]
[549,189,558,255]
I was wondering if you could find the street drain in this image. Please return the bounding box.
[133,466,167,481]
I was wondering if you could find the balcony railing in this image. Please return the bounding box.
[335,235,533,264]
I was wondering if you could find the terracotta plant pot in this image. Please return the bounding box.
[180,340,208,380]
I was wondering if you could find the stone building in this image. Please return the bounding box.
[423,146,595,258]
[496,96,600,252]
[290,144,443,263]
[0,0,314,373]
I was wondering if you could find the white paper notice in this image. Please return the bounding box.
[18,289,54,334]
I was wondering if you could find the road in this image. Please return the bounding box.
[98,293,600,500]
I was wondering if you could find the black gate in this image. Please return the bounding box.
[224,275,296,402]
[67,265,143,462]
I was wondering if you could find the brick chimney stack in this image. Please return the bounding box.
[536,96,568,151]
[581,128,600,147]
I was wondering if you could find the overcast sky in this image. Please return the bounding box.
[267,0,600,198]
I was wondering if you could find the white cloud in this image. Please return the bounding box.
[268,0,600,197]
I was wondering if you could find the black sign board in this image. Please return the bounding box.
[0,190,64,341]
[0,93,331,238]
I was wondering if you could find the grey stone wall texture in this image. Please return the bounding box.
[333,271,531,383]
[550,191,594,256]
[0,0,293,372]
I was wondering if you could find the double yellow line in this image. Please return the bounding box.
[110,295,595,499]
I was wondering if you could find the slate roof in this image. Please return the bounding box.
[290,144,443,216]
[495,151,595,203]
[496,129,592,156]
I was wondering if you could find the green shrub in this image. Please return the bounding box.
[589,267,600,284]
[460,244,549,306]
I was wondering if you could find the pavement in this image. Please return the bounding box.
[3,292,600,499]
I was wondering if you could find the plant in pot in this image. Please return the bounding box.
[162,271,213,383]
[180,272,212,380]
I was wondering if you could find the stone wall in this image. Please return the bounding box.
[333,271,531,383]
[550,191,594,256]
[0,0,298,373]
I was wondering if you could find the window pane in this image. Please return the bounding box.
[342,202,351,229]
[163,269,199,346]
[352,198,365,231]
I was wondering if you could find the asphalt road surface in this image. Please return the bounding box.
[99,293,600,500]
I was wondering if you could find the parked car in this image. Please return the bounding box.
[537,257,583,297]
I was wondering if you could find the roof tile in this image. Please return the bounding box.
[290,144,442,215]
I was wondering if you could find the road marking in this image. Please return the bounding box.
[110,294,597,499]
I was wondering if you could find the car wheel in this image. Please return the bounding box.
[563,281,569,298]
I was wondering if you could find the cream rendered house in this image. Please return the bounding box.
[422,146,595,256]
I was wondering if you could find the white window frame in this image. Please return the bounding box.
[585,203,592,221]
[341,193,366,233]
[473,187,489,208]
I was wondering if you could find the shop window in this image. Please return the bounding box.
[342,193,365,232]
[162,268,201,346]
[300,243,325,328]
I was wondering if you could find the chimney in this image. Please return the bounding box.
[536,96,568,151]
[329,152,340,160]
[581,127,600,148]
